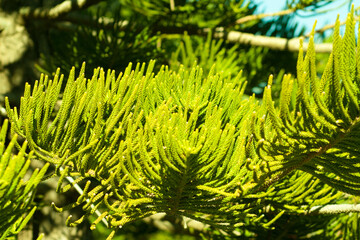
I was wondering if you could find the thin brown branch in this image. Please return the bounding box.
[20,0,104,20]
[304,15,360,37]
[235,8,297,25]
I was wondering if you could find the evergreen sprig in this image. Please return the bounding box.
[0,120,49,240]
[3,6,360,239]
[253,7,360,196]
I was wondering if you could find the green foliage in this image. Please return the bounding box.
[8,60,271,235]
[0,120,48,240]
[168,31,298,97]
[3,2,360,239]
[169,31,266,85]
[253,7,360,195]
[38,0,258,75]
[39,17,164,76]
[122,0,250,28]
[34,0,300,103]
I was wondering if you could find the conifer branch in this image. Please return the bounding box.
[22,5,333,54]
[254,6,360,196]
[3,5,360,238]
[58,166,109,227]
[0,120,50,238]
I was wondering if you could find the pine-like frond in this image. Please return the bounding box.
[0,120,49,239]
[6,58,290,235]
[253,6,360,195]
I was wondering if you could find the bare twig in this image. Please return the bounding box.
[304,15,360,37]
[169,0,175,11]
[212,29,332,53]
[306,203,360,214]
[235,8,297,25]
[20,0,104,20]
[0,106,6,117]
